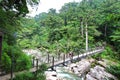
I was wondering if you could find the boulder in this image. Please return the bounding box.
[68,63,77,71]
[88,58,96,63]
[45,71,57,80]
[87,65,117,80]
[73,67,79,75]
[86,74,97,80]
[77,60,91,74]
[97,61,107,67]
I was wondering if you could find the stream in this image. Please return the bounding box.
[54,66,83,80]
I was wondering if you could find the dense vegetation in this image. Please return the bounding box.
[18,0,120,56]
[0,0,40,74]
[12,63,47,80]
[0,0,120,79]
[17,0,120,78]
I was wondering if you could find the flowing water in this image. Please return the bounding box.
[56,67,83,80]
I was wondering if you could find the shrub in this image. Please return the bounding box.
[15,53,32,71]
[2,43,32,72]
[97,46,118,60]
[1,53,11,73]
[12,72,34,80]
[106,65,120,79]
[8,45,32,72]
[13,64,47,80]
[38,63,48,73]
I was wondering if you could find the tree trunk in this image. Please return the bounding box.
[85,22,88,51]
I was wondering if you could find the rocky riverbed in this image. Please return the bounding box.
[22,49,117,80]
[45,58,118,80]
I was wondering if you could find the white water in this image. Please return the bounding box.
[56,67,82,80]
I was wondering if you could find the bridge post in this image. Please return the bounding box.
[36,59,39,70]
[63,54,65,66]
[71,52,73,63]
[32,57,35,67]
[77,52,80,60]
[51,56,54,70]
[66,53,69,58]
[58,53,60,60]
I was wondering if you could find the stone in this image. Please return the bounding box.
[86,74,97,80]
[104,71,118,80]
[77,60,91,74]
[87,65,117,80]
[69,63,77,68]
[88,58,95,63]
[73,67,79,75]
[94,65,105,72]
[97,61,107,67]
[45,71,57,80]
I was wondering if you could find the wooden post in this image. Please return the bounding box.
[0,34,3,62]
[48,53,49,63]
[63,54,65,65]
[77,53,79,60]
[32,57,35,67]
[72,52,73,62]
[70,52,73,63]
[36,59,38,70]
[51,56,54,70]
[66,54,68,58]
[58,53,60,60]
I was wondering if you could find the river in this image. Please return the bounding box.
[56,67,83,80]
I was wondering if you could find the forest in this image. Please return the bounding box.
[0,0,120,80]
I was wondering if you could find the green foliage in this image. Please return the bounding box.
[110,27,120,53]
[1,40,32,72]
[100,46,118,59]
[1,53,11,72]
[12,72,34,80]
[18,0,120,56]
[15,53,32,71]
[0,0,40,16]
[13,64,47,80]
[38,63,48,73]
[92,54,102,60]
[92,45,118,60]
[0,0,120,78]
[106,65,120,79]
[101,46,113,58]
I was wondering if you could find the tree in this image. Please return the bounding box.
[0,0,40,72]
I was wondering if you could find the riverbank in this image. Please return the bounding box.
[45,58,118,80]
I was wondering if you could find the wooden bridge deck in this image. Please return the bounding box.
[0,47,104,80]
[48,47,104,68]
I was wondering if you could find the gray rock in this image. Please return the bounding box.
[97,61,107,67]
[88,65,117,80]
[73,67,79,75]
[86,74,97,80]
[77,60,91,74]
[45,71,57,80]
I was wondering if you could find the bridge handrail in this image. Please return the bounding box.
[32,46,104,67]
